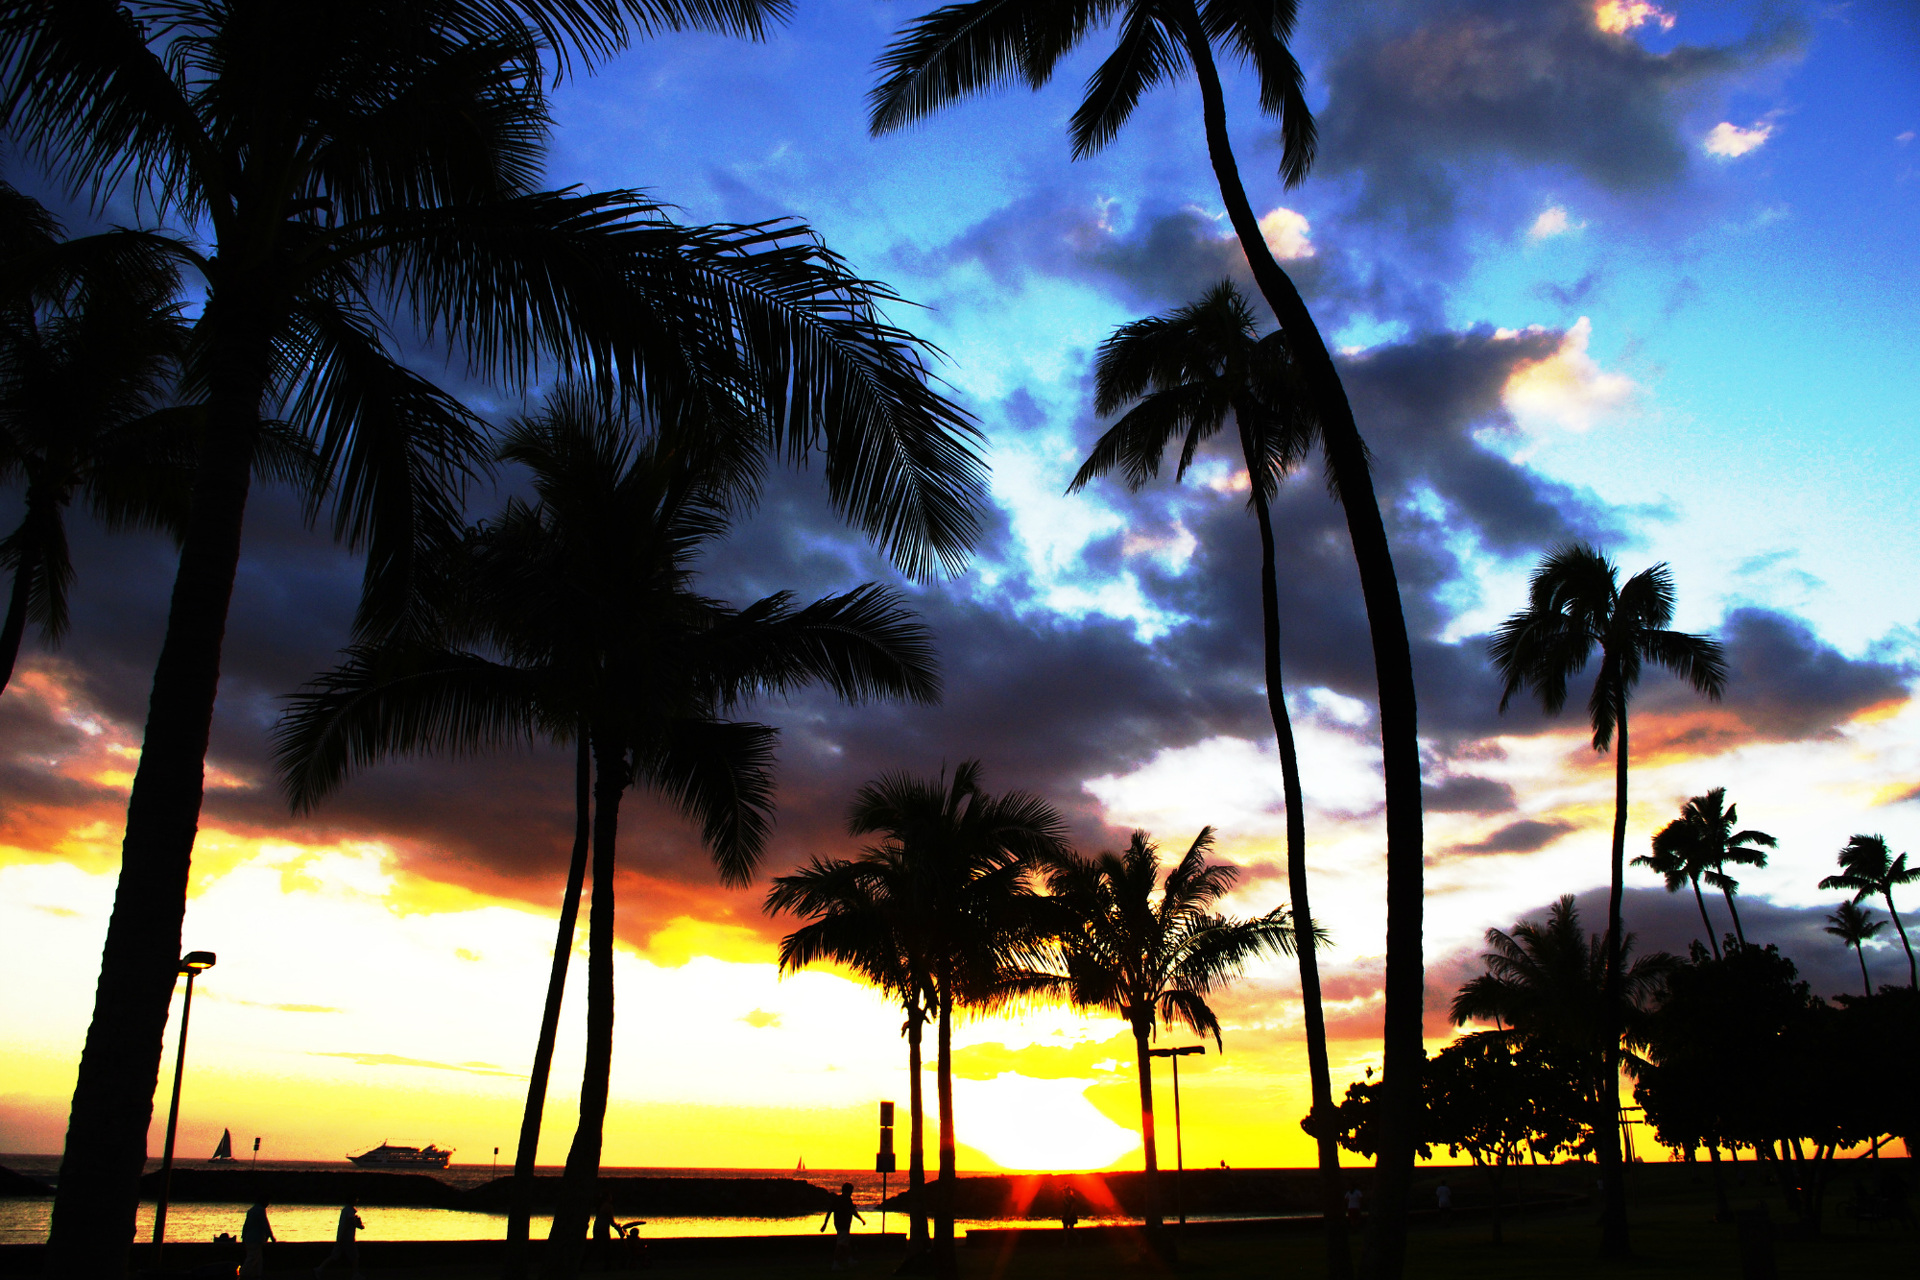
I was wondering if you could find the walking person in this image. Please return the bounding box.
[819,1182,866,1270]
[240,1197,276,1278]
[1436,1181,1453,1224]
[314,1201,364,1278]
[1344,1185,1364,1225]
[1060,1184,1082,1230]
[591,1192,619,1272]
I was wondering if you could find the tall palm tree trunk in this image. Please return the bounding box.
[1853,942,1872,998]
[1254,493,1349,1277]
[933,989,957,1279]
[1596,699,1630,1259]
[0,539,38,694]
[1132,1018,1163,1231]
[1173,19,1425,1276]
[541,733,626,1280]
[907,1007,928,1247]
[1690,877,1720,960]
[1883,892,1917,987]
[45,303,270,1279]
[1719,884,1747,947]
[504,734,592,1280]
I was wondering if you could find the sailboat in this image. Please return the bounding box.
[209,1129,235,1163]
[796,1158,806,1172]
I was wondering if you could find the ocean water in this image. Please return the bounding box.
[0,1157,1108,1246]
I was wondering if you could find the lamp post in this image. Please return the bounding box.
[152,950,216,1265]
[1147,1046,1205,1225]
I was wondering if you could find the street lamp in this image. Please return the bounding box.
[1147,1046,1205,1225]
[152,950,215,1265]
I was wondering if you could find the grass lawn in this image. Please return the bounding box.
[387,1169,1916,1279]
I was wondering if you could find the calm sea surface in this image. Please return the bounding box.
[0,1157,1115,1245]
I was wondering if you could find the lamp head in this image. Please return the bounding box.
[180,951,216,973]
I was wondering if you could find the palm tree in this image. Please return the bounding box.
[1450,896,1671,1162]
[869,10,1427,1268]
[767,848,935,1249]
[839,761,1068,1277]
[5,5,984,1269]
[1635,789,1776,958]
[1066,280,1350,1245]
[1824,901,1885,998]
[1820,835,1919,988]
[1043,827,1304,1232]
[276,395,943,1280]
[1489,544,1725,1257]
[0,183,198,694]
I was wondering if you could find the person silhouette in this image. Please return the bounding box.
[1435,1181,1452,1223]
[591,1192,619,1272]
[240,1198,276,1278]
[1060,1184,1082,1230]
[820,1182,866,1269]
[1344,1185,1363,1223]
[313,1201,364,1278]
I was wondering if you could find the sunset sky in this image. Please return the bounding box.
[3,0,1918,1174]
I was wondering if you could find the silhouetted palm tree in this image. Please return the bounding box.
[842,761,1067,1277]
[276,395,941,1279]
[1044,827,1304,1232]
[1489,544,1725,1257]
[1451,896,1670,1165]
[1824,901,1885,998]
[767,847,934,1249]
[6,4,983,1267]
[870,9,1425,1267]
[1065,279,1350,1244]
[0,183,197,694]
[1820,835,1919,988]
[1635,789,1775,957]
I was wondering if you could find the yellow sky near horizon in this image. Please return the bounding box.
[5,657,1919,1173]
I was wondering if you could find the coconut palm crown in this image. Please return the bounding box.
[1824,900,1886,999]
[1635,789,1775,957]
[1819,835,1919,988]
[1043,827,1307,1231]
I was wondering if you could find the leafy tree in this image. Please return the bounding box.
[767,846,936,1248]
[1819,834,1919,988]
[1424,1035,1582,1244]
[869,7,1430,1268]
[842,761,1068,1277]
[276,396,941,1278]
[1635,943,1886,1235]
[1044,827,1303,1231]
[0,183,197,693]
[1634,789,1774,957]
[1489,545,1725,1256]
[1824,900,1886,998]
[1065,279,1350,1241]
[3,3,984,1269]
[1449,895,1671,1211]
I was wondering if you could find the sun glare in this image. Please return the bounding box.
[955,1074,1140,1171]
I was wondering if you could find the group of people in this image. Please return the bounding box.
[230,1198,363,1279]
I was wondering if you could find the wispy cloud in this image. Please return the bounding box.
[1527,205,1585,241]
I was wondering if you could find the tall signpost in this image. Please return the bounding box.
[1148,1046,1205,1225]
[876,1101,896,1235]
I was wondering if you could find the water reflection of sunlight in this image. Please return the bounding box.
[955,1074,1139,1171]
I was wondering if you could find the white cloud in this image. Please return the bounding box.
[1594,1,1676,35]
[1258,207,1314,260]
[1705,120,1774,159]
[1897,131,1915,146]
[1502,316,1638,434]
[1526,206,1585,242]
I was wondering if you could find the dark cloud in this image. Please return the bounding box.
[1436,886,1894,1011]
[1422,773,1517,813]
[1450,817,1575,856]
[1313,0,1806,235]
